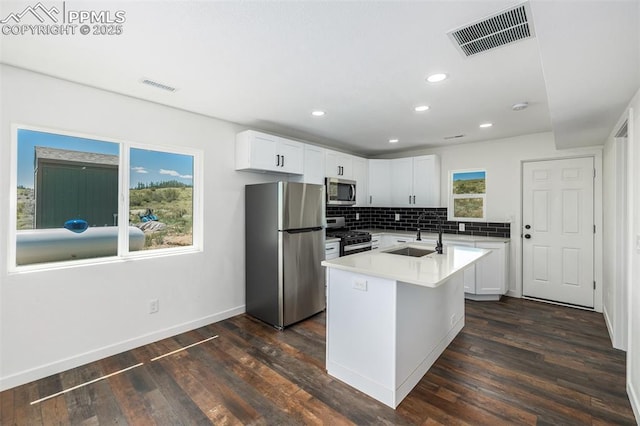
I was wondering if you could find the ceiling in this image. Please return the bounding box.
[1,1,638,156]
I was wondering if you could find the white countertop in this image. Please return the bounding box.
[321,242,490,288]
[361,229,510,243]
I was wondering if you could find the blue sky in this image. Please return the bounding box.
[17,129,193,189]
[452,171,486,181]
[130,148,193,188]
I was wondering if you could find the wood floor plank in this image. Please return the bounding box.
[3,297,636,425]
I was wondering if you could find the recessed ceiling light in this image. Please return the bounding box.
[389,139,399,143]
[479,122,493,128]
[426,73,448,83]
[311,110,326,116]
[512,102,528,111]
[414,105,430,112]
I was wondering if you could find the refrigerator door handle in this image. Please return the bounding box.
[285,227,323,234]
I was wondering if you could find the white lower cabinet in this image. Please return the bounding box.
[464,241,509,301]
[325,241,340,260]
[447,241,476,294]
[370,233,381,250]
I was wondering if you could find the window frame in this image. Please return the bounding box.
[9,123,203,273]
[448,169,487,222]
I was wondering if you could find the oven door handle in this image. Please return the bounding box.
[343,241,372,252]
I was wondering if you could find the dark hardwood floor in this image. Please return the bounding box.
[1,297,636,425]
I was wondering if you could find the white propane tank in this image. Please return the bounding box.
[16,226,145,265]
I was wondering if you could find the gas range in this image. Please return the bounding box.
[326,217,372,256]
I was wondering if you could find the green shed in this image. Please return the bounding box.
[34,146,118,229]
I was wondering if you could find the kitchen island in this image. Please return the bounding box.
[321,243,489,408]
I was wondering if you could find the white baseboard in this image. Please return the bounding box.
[0,305,245,392]
[506,290,521,298]
[628,381,640,425]
[603,305,616,348]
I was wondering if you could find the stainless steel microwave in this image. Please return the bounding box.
[326,177,356,205]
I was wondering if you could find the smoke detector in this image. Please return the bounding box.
[447,2,535,57]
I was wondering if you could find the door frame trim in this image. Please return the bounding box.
[519,153,603,313]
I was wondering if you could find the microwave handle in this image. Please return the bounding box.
[350,184,356,200]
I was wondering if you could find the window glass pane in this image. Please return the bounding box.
[453,197,484,219]
[129,148,194,250]
[16,129,120,266]
[452,171,486,194]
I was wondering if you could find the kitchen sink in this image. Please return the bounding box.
[385,247,435,257]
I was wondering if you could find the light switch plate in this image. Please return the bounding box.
[395,213,400,221]
[459,223,465,232]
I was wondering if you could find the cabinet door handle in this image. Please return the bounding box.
[409,195,412,204]
[369,195,372,204]
[281,155,285,167]
[413,195,416,204]
[276,154,280,166]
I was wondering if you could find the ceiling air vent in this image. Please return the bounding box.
[447,2,535,57]
[141,78,177,92]
[444,134,465,140]
[614,121,628,138]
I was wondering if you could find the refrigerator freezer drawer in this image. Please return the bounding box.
[282,229,325,326]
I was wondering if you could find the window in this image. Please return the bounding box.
[449,170,486,221]
[129,148,194,251]
[13,126,200,269]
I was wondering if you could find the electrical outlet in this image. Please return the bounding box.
[395,213,400,221]
[459,223,465,232]
[149,299,159,314]
[356,213,360,220]
[353,280,368,291]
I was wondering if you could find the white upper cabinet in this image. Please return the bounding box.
[368,159,392,206]
[412,155,440,207]
[235,130,303,174]
[302,144,325,184]
[325,150,353,179]
[352,157,368,206]
[391,157,414,206]
[368,155,440,207]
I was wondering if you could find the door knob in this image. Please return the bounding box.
[524,234,531,239]
[525,225,531,229]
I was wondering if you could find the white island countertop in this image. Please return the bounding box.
[321,242,490,288]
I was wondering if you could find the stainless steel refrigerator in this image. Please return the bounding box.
[245,182,325,329]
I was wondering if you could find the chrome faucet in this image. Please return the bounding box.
[416,211,443,254]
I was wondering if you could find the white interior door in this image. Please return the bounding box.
[522,157,595,308]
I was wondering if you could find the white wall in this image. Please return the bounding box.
[626,89,640,422]
[603,134,621,348]
[376,133,603,308]
[0,65,279,390]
